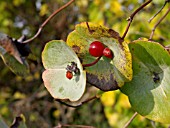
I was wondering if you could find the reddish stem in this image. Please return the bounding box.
[149,6,170,40]
[123,112,138,128]
[121,0,152,40]
[54,123,95,128]
[86,22,94,34]
[82,56,102,67]
[23,0,75,43]
[148,0,169,23]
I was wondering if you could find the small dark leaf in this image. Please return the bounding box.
[0,32,23,64]
[0,32,30,76]
[10,117,22,128]
[13,39,31,57]
[10,115,27,128]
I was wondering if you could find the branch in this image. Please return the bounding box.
[150,121,156,128]
[55,95,100,108]
[148,0,169,23]
[54,123,95,128]
[86,22,95,34]
[149,6,170,40]
[123,112,138,128]
[23,0,75,43]
[121,0,152,40]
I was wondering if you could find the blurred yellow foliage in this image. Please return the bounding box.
[20,114,26,122]
[101,90,132,127]
[137,114,146,122]
[89,8,104,25]
[16,76,23,82]
[0,106,9,115]
[13,0,25,6]
[101,91,116,106]
[107,112,119,126]
[2,19,12,27]
[94,0,104,6]
[40,4,49,16]
[34,72,40,80]
[30,113,37,121]
[112,22,126,38]
[118,93,131,108]
[53,110,60,118]
[0,90,11,100]
[13,92,26,99]
[110,1,123,16]
[76,0,88,7]
[25,75,34,81]
[101,90,130,108]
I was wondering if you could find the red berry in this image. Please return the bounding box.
[89,41,105,57]
[103,47,113,59]
[66,71,73,80]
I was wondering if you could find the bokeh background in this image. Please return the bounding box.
[0,0,170,127]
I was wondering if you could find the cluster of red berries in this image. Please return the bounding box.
[66,41,113,80]
[89,41,113,59]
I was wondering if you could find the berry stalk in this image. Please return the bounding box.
[82,56,101,67]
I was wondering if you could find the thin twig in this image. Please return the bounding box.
[54,123,95,128]
[55,95,99,108]
[86,22,95,34]
[23,0,75,43]
[148,0,169,23]
[123,112,138,128]
[149,6,170,40]
[121,0,152,40]
[150,121,156,128]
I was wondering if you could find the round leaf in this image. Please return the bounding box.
[121,40,170,123]
[42,40,86,101]
[67,22,132,91]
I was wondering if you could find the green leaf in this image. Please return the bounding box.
[121,39,170,123]
[67,22,132,91]
[1,53,29,76]
[42,40,86,101]
[0,32,23,63]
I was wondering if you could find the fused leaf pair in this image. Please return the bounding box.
[67,22,132,91]
[42,40,86,101]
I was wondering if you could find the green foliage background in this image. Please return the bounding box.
[0,0,170,127]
